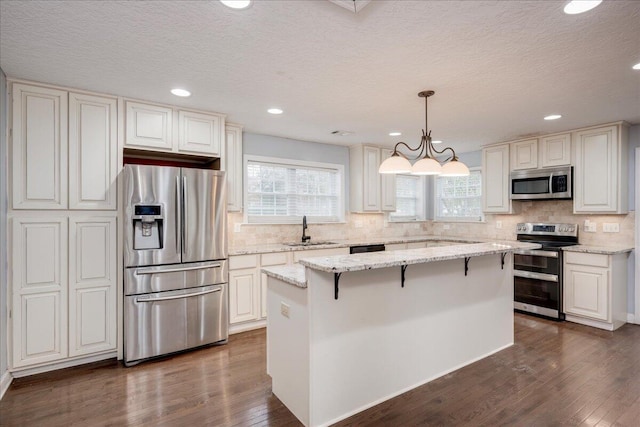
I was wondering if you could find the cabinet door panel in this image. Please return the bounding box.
[363,146,381,211]
[178,110,223,156]
[12,84,68,209]
[225,124,243,211]
[565,266,609,321]
[69,93,118,210]
[229,269,259,324]
[541,133,571,167]
[482,145,511,213]
[69,217,117,356]
[510,139,538,170]
[380,149,396,211]
[125,101,173,150]
[12,217,68,368]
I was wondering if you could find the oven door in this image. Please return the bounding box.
[513,249,559,275]
[513,272,561,318]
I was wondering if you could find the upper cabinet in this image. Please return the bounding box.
[540,133,571,168]
[124,100,225,157]
[224,123,243,212]
[11,83,118,211]
[69,93,118,210]
[380,149,397,212]
[510,139,538,170]
[12,84,68,210]
[350,145,396,212]
[573,123,628,214]
[482,144,512,213]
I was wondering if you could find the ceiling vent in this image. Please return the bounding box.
[331,130,354,136]
[328,0,372,13]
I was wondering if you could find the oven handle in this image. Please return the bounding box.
[514,269,558,282]
[135,287,222,303]
[514,249,558,258]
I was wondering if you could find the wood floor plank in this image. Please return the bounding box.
[1,315,639,426]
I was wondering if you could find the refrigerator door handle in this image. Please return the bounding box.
[135,286,222,303]
[183,175,188,253]
[134,262,222,275]
[176,175,181,254]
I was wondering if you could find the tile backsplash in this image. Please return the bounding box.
[228,200,634,249]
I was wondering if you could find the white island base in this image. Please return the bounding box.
[266,252,515,427]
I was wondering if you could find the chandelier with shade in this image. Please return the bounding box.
[378,91,470,177]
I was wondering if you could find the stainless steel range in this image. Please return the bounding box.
[514,223,578,320]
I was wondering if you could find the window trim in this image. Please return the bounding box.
[433,167,484,223]
[243,154,345,224]
[388,174,428,222]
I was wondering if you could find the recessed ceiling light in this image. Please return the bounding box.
[220,0,252,9]
[171,88,191,97]
[544,114,562,120]
[563,0,602,15]
[432,140,443,144]
[267,108,283,115]
[633,63,640,70]
[389,132,402,136]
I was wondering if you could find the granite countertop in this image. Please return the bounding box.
[296,240,540,274]
[230,235,482,256]
[262,264,307,288]
[562,245,634,255]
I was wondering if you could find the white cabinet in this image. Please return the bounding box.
[11,217,68,368]
[12,84,68,210]
[124,101,173,151]
[178,110,223,156]
[380,149,397,211]
[540,133,571,167]
[350,145,396,212]
[69,93,118,210]
[260,252,290,318]
[68,217,117,357]
[350,145,380,212]
[224,123,243,212]
[510,139,538,170]
[564,251,628,331]
[482,144,512,213]
[229,255,260,324]
[124,99,226,158]
[573,123,628,214]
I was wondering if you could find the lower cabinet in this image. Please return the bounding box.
[563,251,628,331]
[11,215,117,369]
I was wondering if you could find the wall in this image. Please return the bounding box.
[0,69,8,387]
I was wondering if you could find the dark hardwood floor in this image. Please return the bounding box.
[2,314,640,426]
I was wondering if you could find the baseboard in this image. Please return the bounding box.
[627,313,638,324]
[0,370,13,400]
[229,319,266,335]
[10,351,117,378]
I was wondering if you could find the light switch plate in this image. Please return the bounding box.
[234,223,242,233]
[496,220,502,229]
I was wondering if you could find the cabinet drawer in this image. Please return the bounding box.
[565,252,609,268]
[261,252,289,266]
[229,254,258,270]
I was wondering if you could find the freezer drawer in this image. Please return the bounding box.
[124,284,228,365]
[124,260,228,295]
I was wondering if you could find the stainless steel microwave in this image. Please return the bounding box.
[510,166,572,200]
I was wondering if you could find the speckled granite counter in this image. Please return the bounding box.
[296,241,540,273]
[261,264,307,288]
[231,235,482,256]
[562,245,634,255]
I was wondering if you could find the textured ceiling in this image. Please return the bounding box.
[1,0,639,153]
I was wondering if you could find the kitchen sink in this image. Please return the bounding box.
[285,241,337,247]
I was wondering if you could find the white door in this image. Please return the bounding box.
[11,217,68,367]
[124,101,173,150]
[178,110,223,156]
[564,265,609,321]
[225,124,243,212]
[12,83,68,210]
[482,144,511,213]
[380,149,397,211]
[510,139,538,170]
[68,217,117,356]
[229,268,260,324]
[540,133,571,167]
[69,92,118,210]
[363,146,381,211]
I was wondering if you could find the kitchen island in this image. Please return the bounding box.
[263,241,539,427]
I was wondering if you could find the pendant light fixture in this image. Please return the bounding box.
[379,91,469,177]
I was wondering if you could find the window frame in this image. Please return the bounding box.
[388,174,428,222]
[243,154,345,224]
[433,167,484,223]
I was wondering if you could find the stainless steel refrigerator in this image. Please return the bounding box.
[123,164,228,366]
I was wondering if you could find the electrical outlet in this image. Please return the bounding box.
[354,220,363,228]
[584,220,597,233]
[603,223,620,233]
[280,302,290,318]
[234,223,242,233]
[496,220,502,229]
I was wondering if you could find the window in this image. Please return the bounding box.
[389,175,426,221]
[244,155,344,223]
[435,168,483,222]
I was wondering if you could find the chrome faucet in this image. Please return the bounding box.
[301,215,310,243]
